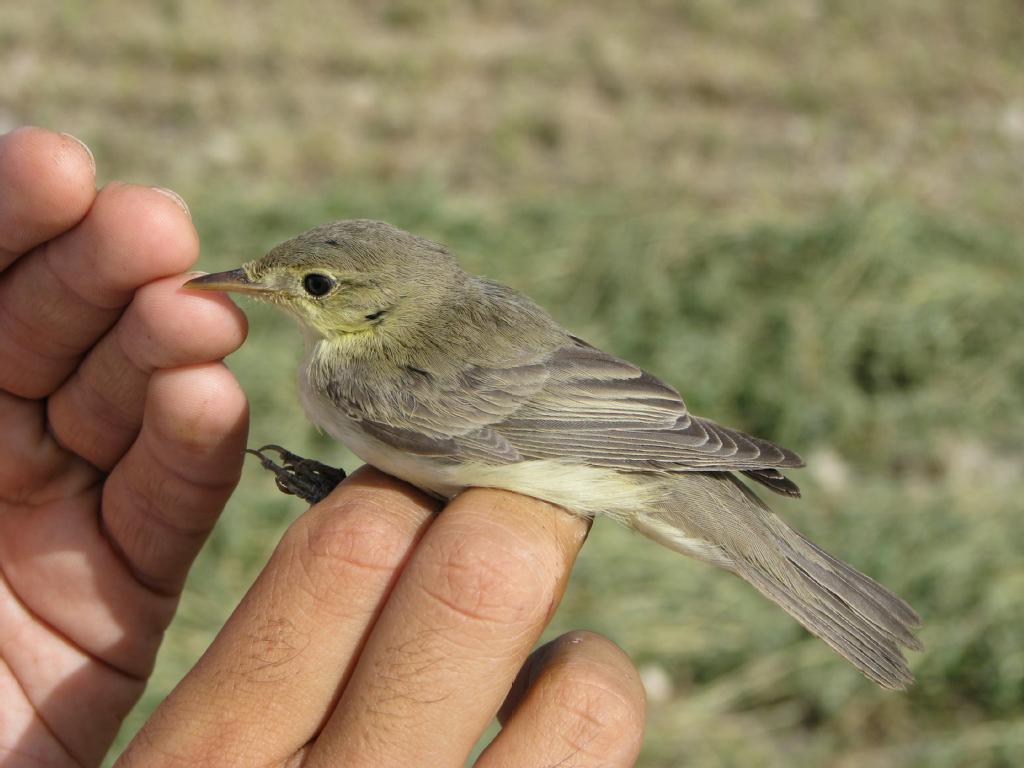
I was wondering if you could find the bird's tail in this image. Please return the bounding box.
[632,473,922,689]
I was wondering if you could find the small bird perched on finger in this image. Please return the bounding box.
[187,219,922,689]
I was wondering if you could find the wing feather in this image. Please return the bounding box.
[331,338,803,488]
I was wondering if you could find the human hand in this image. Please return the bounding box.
[117,468,646,767]
[0,126,644,768]
[0,126,249,766]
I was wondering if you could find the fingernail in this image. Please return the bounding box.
[60,132,96,176]
[152,186,191,220]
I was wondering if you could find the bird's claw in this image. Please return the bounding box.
[246,444,347,505]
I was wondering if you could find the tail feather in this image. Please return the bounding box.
[636,473,921,688]
[797,535,922,631]
[738,556,916,689]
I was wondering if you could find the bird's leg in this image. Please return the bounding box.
[246,444,347,505]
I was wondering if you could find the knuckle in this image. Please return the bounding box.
[149,366,246,460]
[548,675,645,760]
[128,276,247,369]
[117,725,240,768]
[240,616,311,682]
[285,494,412,594]
[416,524,554,628]
[121,284,166,360]
[130,277,164,320]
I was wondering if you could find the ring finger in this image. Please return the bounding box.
[477,631,646,767]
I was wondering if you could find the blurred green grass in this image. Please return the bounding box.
[3,2,1024,765]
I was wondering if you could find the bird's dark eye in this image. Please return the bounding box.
[302,273,334,297]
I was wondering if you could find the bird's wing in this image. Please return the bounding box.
[340,338,804,478]
[498,340,805,474]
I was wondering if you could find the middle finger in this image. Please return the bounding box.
[307,488,590,768]
[46,273,247,470]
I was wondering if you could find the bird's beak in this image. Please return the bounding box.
[185,268,272,295]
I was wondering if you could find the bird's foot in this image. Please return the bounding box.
[246,444,347,505]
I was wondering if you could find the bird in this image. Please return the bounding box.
[187,218,922,689]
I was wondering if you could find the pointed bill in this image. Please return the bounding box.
[185,268,272,295]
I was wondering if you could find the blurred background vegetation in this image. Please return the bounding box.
[4,1,1024,765]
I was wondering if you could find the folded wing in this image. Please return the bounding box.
[334,337,804,493]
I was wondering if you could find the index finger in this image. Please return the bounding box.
[0,127,96,269]
[116,467,442,767]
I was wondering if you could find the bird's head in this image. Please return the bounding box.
[187,219,464,341]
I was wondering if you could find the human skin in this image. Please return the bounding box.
[0,126,645,767]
